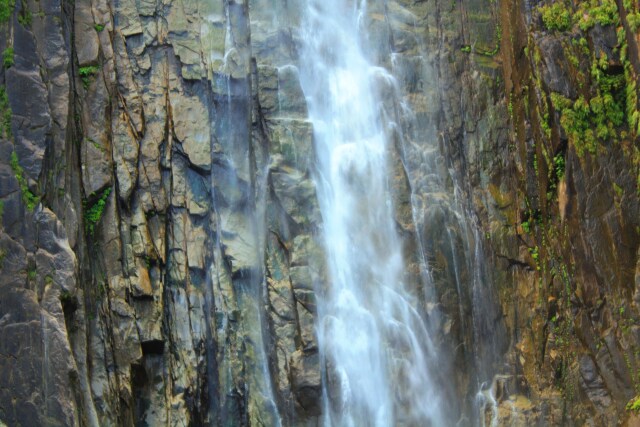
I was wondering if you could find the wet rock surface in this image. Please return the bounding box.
[0,0,638,425]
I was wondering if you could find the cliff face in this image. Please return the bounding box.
[0,0,638,425]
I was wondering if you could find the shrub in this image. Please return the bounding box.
[2,46,13,68]
[540,3,572,31]
[79,65,100,89]
[83,187,111,235]
[0,0,15,23]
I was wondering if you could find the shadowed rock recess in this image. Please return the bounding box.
[0,0,638,424]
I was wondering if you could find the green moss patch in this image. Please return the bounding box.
[83,187,111,235]
[10,151,40,211]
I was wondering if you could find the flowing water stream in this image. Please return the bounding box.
[298,0,447,425]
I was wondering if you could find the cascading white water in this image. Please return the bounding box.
[298,0,445,425]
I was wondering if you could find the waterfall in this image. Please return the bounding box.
[298,0,446,425]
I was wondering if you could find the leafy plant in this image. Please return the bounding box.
[554,154,565,180]
[94,23,104,32]
[575,0,619,30]
[10,151,39,211]
[0,86,11,138]
[540,3,572,31]
[17,7,30,26]
[79,65,100,89]
[627,396,640,412]
[2,46,13,68]
[0,0,15,23]
[83,187,111,235]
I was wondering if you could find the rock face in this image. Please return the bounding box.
[0,0,638,426]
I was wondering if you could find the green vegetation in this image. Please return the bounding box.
[2,46,13,68]
[79,65,100,89]
[550,52,626,157]
[619,29,640,135]
[628,396,640,412]
[10,151,39,211]
[94,23,104,32]
[529,245,541,270]
[83,187,111,235]
[628,12,640,31]
[613,182,624,198]
[0,86,11,138]
[461,45,471,53]
[17,7,30,26]
[575,0,619,30]
[540,3,572,31]
[0,0,15,23]
[554,153,565,180]
[87,137,104,152]
[550,93,595,155]
[481,25,502,56]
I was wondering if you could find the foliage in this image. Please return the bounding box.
[628,12,640,31]
[575,0,619,30]
[540,3,572,31]
[83,187,111,235]
[481,25,502,56]
[0,0,15,23]
[79,65,100,89]
[94,23,104,32]
[10,151,39,211]
[2,46,13,68]
[551,93,595,155]
[18,0,33,27]
[554,154,565,180]
[79,65,99,77]
[550,52,627,157]
[627,396,640,412]
[0,86,11,138]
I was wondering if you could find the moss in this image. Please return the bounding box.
[0,0,15,23]
[94,23,104,32]
[613,182,624,198]
[10,151,39,211]
[540,3,572,32]
[83,187,111,235]
[481,25,502,56]
[2,46,13,68]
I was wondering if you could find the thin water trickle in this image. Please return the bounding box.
[298,0,445,425]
